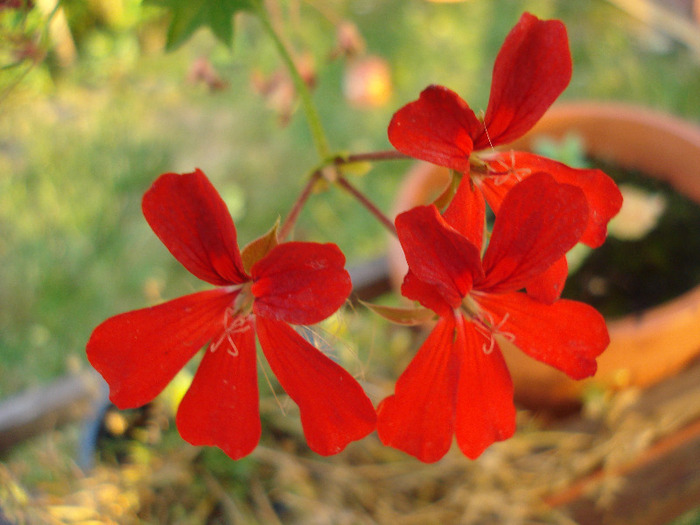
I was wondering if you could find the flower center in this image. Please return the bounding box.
[231,282,255,316]
[459,294,515,354]
[210,283,254,356]
[471,151,531,186]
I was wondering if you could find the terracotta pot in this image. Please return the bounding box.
[389,102,700,410]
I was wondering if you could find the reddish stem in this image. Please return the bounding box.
[335,150,409,165]
[278,170,322,241]
[336,175,396,237]
[279,150,406,241]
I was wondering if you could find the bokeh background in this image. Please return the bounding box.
[1,0,700,523]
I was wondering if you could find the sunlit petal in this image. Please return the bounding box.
[444,176,486,251]
[401,270,454,317]
[485,152,623,247]
[476,13,571,149]
[525,256,569,304]
[475,169,518,215]
[377,317,459,462]
[256,317,376,456]
[252,242,351,326]
[454,315,516,459]
[396,205,483,307]
[87,288,236,409]
[388,85,480,173]
[142,170,248,286]
[176,316,261,460]
[480,173,587,293]
[475,292,609,379]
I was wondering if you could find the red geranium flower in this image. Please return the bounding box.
[377,173,610,462]
[87,169,376,459]
[388,12,622,300]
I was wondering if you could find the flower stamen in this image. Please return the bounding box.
[463,302,516,355]
[474,150,531,185]
[481,117,496,153]
[210,305,252,355]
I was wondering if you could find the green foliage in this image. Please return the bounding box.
[145,0,256,50]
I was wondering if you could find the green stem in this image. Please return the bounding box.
[254,4,331,159]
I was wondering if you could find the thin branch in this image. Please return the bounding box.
[278,170,322,241]
[336,150,410,165]
[336,175,396,237]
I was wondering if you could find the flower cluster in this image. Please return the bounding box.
[87,170,376,459]
[87,12,622,463]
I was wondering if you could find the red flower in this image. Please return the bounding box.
[87,169,376,459]
[388,13,622,300]
[377,174,610,462]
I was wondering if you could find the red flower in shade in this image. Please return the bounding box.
[377,174,610,462]
[388,13,622,300]
[87,169,376,459]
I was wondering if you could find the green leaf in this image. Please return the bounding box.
[361,301,435,326]
[147,0,256,50]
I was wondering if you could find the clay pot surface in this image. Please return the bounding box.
[389,102,700,409]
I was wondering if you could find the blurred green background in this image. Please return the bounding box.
[2,0,700,522]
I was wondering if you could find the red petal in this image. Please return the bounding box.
[479,173,587,293]
[486,152,623,247]
[86,288,236,409]
[251,242,351,325]
[176,316,261,460]
[443,176,486,251]
[388,85,481,172]
[525,256,569,304]
[401,270,454,317]
[142,170,248,286]
[454,315,516,459]
[256,317,376,456]
[475,165,519,216]
[475,13,572,149]
[396,205,483,308]
[377,317,459,462]
[474,292,609,380]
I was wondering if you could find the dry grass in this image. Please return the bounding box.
[3,361,699,525]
